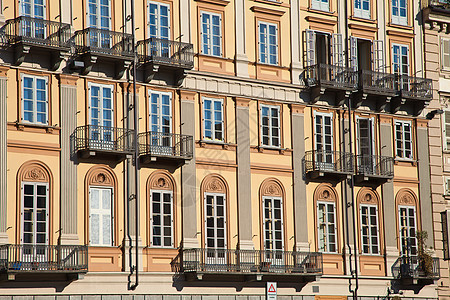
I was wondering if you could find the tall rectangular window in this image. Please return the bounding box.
[311,0,329,11]
[150,190,173,247]
[22,75,48,125]
[149,91,172,134]
[89,83,114,147]
[205,193,226,249]
[360,204,379,254]
[258,21,278,65]
[260,105,280,147]
[89,187,113,246]
[314,112,333,168]
[395,120,413,159]
[22,182,49,246]
[392,0,407,26]
[357,118,375,174]
[20,0,46,38]
[201,11,222,57]
[398,206,417,255]
[442,38,450,70]
[392,44,409,76]
[203,98,224,142]
[317,201,337,253]
[354,0,370,19]
[148,2,170,39]
[87,0,111,29]
[21,0,45,18]
[443,111,450,151]
[263,196,284,252]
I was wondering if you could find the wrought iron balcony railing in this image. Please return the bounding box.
[73,27,134,57]
[172,248,322,275]
[396,74,432,100]
[392,255,440,280]
[0,244,88,273]
[355,154,394,178]
[428,0,450,10]
[304,150,355,175]
[138,131,193,160]
[359,70,397,96]
[71,125,135,154]
[304,63,359,90]
[136,37,194,69]
[3,16,71,48]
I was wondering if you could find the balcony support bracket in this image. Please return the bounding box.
[51,50,69,71]
[414,101,428,116]
[377,96,391,112]
[115,60,132,80]
[390,96,405,114]
[143,64,159,83]
[335,90,351,107]
[310,86,325,104]
[80,54,98,76]
[174,69,188,86]
[14,44,30,66]
[352,91,367,109]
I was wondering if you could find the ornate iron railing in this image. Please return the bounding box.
[392,255,440,280]
[0,244,88,272]
[3,16,71,48]
[136,37,194,69]
[138,131,193,160]
[304,63,358,90]
[304,150,355,175]
[73,28,134,57]
[71,125,135,154]
[355,154,394,178]
[396,74,432,100]
[359,70,397,95]
[172,248,322,275]
[428,0,450,9]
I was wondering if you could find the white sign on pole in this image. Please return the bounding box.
[266,282,277,300]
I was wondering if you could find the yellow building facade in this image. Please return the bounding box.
[0,0,441,299]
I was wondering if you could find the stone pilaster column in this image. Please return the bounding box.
[180,90,198,248]
[289,0,302,84]
[59,75,79,245]
[235,0,248,77]
[235,98,252,250]
[180,1,191,43]
[0,67,8,244]
[291,104,309,251]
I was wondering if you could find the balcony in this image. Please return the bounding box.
[172,248,322,282]
[0,244,88,281]
[392,255,440,285]
[138,131,193,166]
[357,70,397,109]
[354,154,394,184]
[136,37,194,84]
[304,63,358,104]
[303,150,354,180]
[71,125,135,163]
[73,28,134,77]
[3,16,71,67]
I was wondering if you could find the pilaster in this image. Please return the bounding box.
[0,66,7,244]
[235,0,249,77]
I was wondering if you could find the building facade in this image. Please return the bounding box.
[0,0,441,299]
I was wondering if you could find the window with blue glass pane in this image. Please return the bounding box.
[149,2,170,58]
[392,0,407,25]
[311,0,329,11]
[201,11,222,57]
[22,75,48,125]
[89,83,114,145]
[203,98,224,142]
[354,0,370,19]
[260,104,280,147]
[87,0,110,29]
[149,91,172,150]
[259,22,278,65]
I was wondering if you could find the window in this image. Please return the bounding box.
[311,0,329,11]
[89,187,113,246]
[314,112,333,167]
[263,196,284,251]
[445,177,450,196]
[360,204,379,254]
[21,0,45,18]
[87,0,111,29]
[149,91,172,134]
[443,111,450,151]
[392,0,407,26]
[305,30,344,68]
[89,83,113,130]
[392,44,409,76]
[260,104,280,147]
[22,75,48,125]
[356,118,375,173]
[354,0,370,19]
[203,98,224,142]
[148,2,170,39]
[441,210,450,260]
[204,193,227,250]
[21,182,49,246]
[150,190,173,247]
[442,38,450,70]
[395,120,413,159]
[317,201,337,253]
[398,206,417,255]
[258,21,278,65]
[201,11,222,57]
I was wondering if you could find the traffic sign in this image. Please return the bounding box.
[267,282,277,300]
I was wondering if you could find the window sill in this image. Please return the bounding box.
[394,158,417,166]
[255,145,291,155]
[349,15,377,23]
[197,53,232,61]
[198,140,236,150]
[307,7,337,17]
[9,122,59,134]
[254,0,283,6]
[388,22,412,30]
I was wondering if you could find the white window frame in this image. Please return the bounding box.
[202,97,224,142]
[392,43,409,76]
[354,0,370,19]
[398,205,417,256]
[150,189,174,248]
[394,120,413,160]
[442,38,450,71]
[149,90,172,134]
[360,203,380,255]
[21,182,49,246]
[311,0,330,12]
[356,116,375,156]
[317,201,337,253]
[391,0,407,26]
[258,21,278,65]
[21,74,49,125]
[204,192,227,250]
[262,196,284,252]
[200,11,222,57]
[260,104,281,148]
[89,186,114,246]
[87,0,112,30]
[445,177,450,196]
[88,82,114,127]
[443,110,450,151]
[20,0,46,18]
[147,1,170,39]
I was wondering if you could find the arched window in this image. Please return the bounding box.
[147,171,176,248]
[314,184,339,253]
[396,189,419,256]
[357,188,381,255]
[201,174,228,251]
[260,178,285,252]
[18,161,52,247]
[85,166,117,246]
